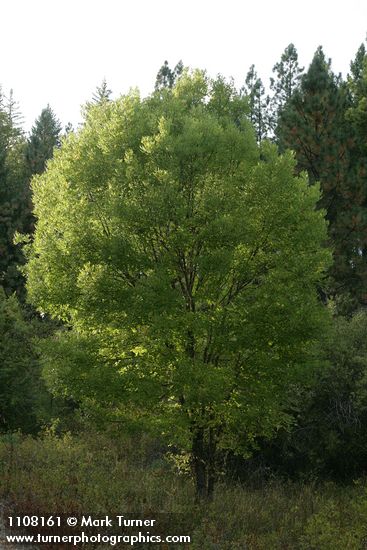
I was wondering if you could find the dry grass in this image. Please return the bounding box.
[1,432,367,549]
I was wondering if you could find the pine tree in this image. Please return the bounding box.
[242,65,269,143]
[6,89,24,142]
[12,105,63,296]
[155,60,184,90]
[350,43,366,87]
[270,44,303,135]
[276,47,357,308]
[0,89,29,298]
[26,105,62,176]
[277,47,341,178]
[342,44,367,308]
[92,78,112,103]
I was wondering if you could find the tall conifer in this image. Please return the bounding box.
[277,47,357,309]
[26,105,62,176]
[155,60,184,90]
[270,44,303,136]
[243,65,269,143]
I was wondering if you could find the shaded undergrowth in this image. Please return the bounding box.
[1,432,367,549]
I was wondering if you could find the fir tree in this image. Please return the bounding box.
[0,96,29,297]
[92,78,112,103]
[26,105,62,176]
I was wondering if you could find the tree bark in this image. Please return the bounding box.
[192,427,207,500]
[192,426,217,501]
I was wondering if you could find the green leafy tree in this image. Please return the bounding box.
[25,72,330,499]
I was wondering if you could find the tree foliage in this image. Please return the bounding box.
[0,289,43,433]
[344,44,367,309]
[242,65,269,143]
[276,46,365,310]
[26,105,62,176]
[25,71,330,497]
[155,60,184,90]
[251,310,367,480]
[0,89,29,297]
[270,43,303,136]
[92,78,112,104]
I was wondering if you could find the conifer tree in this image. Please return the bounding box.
[277,47,342,179]
[6,89,24,141]
[270,44,303,135]
[343,44,367,308]
[0,105,62,298]
[26,105,62,176]
[154,60,184,90]
[92,78,112,103]
[0,288,42,433]
[0,87,29,297]
[277,46,366,310]
[242,65,269,143]
[350,43,366,88]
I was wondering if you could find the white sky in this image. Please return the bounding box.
[1,0,367,132]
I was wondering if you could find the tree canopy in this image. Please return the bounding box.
[25,71,330,498]
[26,105,62,176]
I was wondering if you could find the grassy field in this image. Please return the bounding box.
[1,432,367,549]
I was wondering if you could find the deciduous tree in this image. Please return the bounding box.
[25,72,330,499]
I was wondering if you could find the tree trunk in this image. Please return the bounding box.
[207,427,216,501]
[192,426,217,501]
[192,427,207,500]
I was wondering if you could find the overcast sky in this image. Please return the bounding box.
[2,0,367,132]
